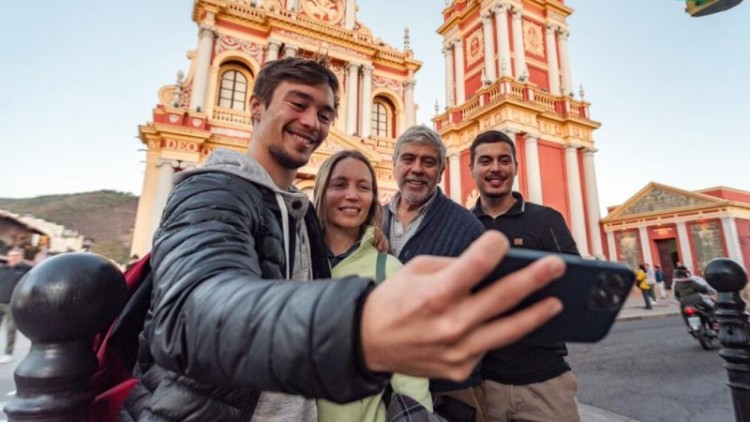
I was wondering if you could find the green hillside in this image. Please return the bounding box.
[0,190,138,263]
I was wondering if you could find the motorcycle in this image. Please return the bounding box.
[681,303,720,350]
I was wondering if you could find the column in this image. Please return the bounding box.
[439,169,447,193]
[266,39,281,62]
[344,0,356,29]
[345,63,359,135]
[583,148,604,258]
[404,79,416,128]
[443,45,455,107]
[359,65,373,138]
[558,29,573,96]
[504,129,520,192]
[606,231,617,262]
[511,7,528,81]
[283,44,299,58]
[494,4,512,78]
[481,13,496,83]
[639,226,653,265]
[189,23,216,112]
[565,145,590,255]
[523,133,542,204]
[449,154,461,203]
[721,216,744,265]
[676,222,695,272]
[149,160,178,244]
[545,24,561,95]
[453,38,465,104]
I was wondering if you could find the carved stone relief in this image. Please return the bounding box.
[372,75,404,96]
[690,221,725,275]
[300,0,344,25]
[522,20,544,57]
[619,188,713,217]
[215,35,265,64]
[465,27,484,67]
[616,230,641,269]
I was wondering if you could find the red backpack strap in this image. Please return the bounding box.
[89,253,153,421]
[123,253,152,295]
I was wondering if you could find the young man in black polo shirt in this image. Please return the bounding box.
[469,130,580,422]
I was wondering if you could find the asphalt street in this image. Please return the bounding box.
[570,316,733,422]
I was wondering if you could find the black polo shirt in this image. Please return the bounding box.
[471,192,578,385]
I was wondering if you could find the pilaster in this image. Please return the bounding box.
[481,12,496,83]
[565,144,589,255]
[359,64,373,138]
[453,38,465,103]
[523,133,542,204]
[189,22,216,112]
[583,148,604,258]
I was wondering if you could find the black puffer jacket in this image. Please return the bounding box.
[122,157,388,421]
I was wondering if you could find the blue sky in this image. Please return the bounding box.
[2,1,748,215]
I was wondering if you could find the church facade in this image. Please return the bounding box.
[602,183,750,282]
[131,0,420,256]
[131,0,607,259]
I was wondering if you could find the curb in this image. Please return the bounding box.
[616,311,680,322]
[579,402,641,422]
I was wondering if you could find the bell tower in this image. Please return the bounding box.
[434,0,604,258]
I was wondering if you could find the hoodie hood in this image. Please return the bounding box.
[175,148,310,221]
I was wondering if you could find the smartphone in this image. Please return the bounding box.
[478,248,635,343]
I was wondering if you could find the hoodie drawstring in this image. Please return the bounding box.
[275,194,290,279]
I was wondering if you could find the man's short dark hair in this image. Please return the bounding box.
[252,57,340,115]
[470,130,517,164]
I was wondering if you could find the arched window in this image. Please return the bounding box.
[371,98,394,137]
[218,69,248,111]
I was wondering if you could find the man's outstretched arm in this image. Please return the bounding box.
[360,231,565,380]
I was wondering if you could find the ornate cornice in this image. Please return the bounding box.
[197,0,421,71]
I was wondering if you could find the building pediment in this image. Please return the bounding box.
[605,182,722,221]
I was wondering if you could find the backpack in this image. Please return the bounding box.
[88,253,153,422]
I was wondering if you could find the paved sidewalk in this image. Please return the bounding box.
[616,289,681,322]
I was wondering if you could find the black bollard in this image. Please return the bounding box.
[4,253,127,422]
[705,258,750,422]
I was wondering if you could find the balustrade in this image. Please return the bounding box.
[533,91,558,113]
[213,107,254,126]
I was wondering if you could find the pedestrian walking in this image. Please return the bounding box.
[645,263,657,305]
[0,247,31,363]
[636,264,653,310]
[654,264,667,299]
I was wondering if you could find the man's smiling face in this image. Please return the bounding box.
[250,80,336,171]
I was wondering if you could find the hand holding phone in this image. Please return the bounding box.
[478,248,635,343]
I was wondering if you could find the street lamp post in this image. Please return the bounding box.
[705,258,750,422]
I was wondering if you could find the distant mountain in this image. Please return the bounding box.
[0,190,138,263]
